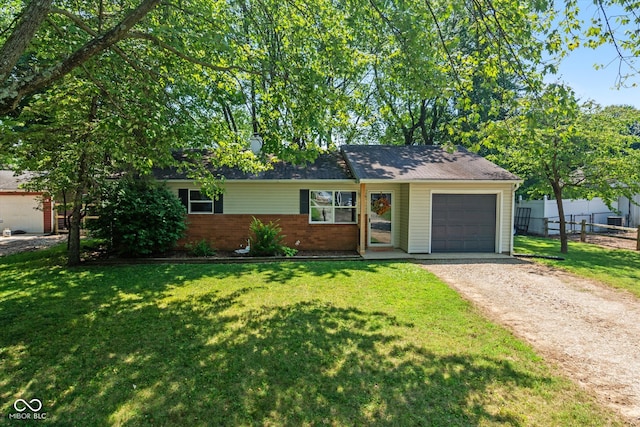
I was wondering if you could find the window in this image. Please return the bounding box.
[178,189,223,214]
[189,190,213,213]
[309,191,357,223]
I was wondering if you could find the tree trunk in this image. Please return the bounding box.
[67,149,89,266]
[403,126,413,145]
[552,183,568,254]
[0,0,53,82]
[67,190,84,266]
[67,94,96,265]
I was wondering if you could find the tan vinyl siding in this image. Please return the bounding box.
[407,184,431,253]
[225,182,300,214]
[501,187,515,253]
[398,184,410,252]
[166,181,359,215]
[227,182,359,215]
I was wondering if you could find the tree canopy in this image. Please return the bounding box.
[2,0,639,262]
[1,0,557,149]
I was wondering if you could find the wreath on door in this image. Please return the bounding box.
[372,195,391,216]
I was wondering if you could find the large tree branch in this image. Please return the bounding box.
[595,0,639,84]
[0,0,161,115]
[0,0,54,82]
[471,0,539,93]
[422,0,462,88]
[49,8,149,75]
[127,31,252,73]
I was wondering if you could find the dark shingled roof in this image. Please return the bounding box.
[341,145,520,181]
[153,151,354,181]
[153,146,519,182]
[0,170,33,191]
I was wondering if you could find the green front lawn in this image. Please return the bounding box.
[0,245,621,426]
[515,236,640,298]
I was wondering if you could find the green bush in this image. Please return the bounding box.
[89,178,187,257]
[185,239,216,257]
[249,217,297,257]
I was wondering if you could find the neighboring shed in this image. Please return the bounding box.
[0,171,53,234]
[156,145,521,255]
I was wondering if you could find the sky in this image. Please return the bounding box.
[547,45,640,108]
[543,1,640,108]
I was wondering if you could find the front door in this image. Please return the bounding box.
[369,192,392,246]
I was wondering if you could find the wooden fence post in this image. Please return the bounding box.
[637,227,640,251]
[544,218,549,238]
[581,220,587,242]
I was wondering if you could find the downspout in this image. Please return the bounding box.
[359,182,367,256]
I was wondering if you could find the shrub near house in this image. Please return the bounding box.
[90,179,186,257]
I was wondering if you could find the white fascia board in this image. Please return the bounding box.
[162,179,358,185]
[224,179,358,184]
[357,179,523,185]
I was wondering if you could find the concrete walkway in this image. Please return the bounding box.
[362,248,512,261]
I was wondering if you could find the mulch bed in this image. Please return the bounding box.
[82,246,362,265]
[565,231,639,251]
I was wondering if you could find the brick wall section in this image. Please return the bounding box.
[43,197,52,233]
[180,214,359,251]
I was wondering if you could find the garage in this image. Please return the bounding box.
[432,194,497,252]
[0,171,53,234]
[0,194,47,233]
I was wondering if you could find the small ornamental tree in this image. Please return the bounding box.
[484,84,640,253]
[90,178,187,257]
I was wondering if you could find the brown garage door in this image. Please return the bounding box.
[432,194,496,252]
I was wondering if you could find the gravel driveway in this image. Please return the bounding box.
[421,258,640,425]
[0,234,66,257]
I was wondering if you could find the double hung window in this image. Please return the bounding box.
[189,190,213,213]
[309,191,356,223]
[178,189,223,214]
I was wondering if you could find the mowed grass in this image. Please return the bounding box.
[0,245,622,426]
[515,235,640,298]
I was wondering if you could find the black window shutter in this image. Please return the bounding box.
[351,191,357,222]
[178,189,189,210]
[214,194,224,214]
[300,189,310,214]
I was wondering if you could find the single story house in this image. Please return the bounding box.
[0,170,53,234]
[155,145,522,256]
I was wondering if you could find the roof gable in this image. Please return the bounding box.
[341,145,519,182]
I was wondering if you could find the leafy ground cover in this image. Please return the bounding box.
[515,236,640,298]
[0,244,622,426]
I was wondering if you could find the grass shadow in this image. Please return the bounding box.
[2,293,541,425]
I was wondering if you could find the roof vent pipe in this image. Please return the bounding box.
[249,134,263,155]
